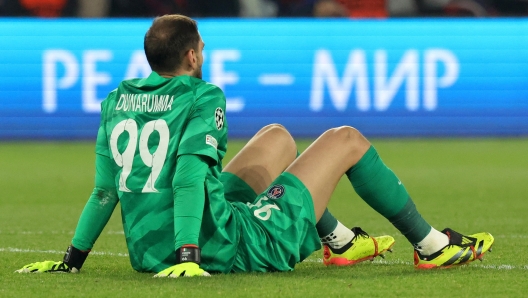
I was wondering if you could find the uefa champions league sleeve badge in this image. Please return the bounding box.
[215,107,224,130]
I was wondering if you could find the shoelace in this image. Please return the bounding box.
[351,227,370,241]
[445,229,475,249]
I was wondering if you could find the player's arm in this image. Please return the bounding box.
[67,150,119,267]
[172,154,207,250]
[154,154,210,278]
[155,85,226,278]
[16,148,119,273]
[17,104,118,274]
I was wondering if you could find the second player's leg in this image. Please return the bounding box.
[286,126,494,269]
[285,126,370,221]
[230,125,396,267]
[222,123,350,238]
[282,126,395,266]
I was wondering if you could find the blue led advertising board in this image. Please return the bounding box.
[0,19,527,139]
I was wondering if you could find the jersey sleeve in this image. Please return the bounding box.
[172,154,208,250]
[177,85,227,165]
[95,94,113,158]
[71,153,119,250]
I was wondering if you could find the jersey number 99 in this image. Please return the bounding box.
[109,119,169,193]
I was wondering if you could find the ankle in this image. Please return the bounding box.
[413,228,449,256]
[320,221,354,249]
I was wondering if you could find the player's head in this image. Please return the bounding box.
[144,14,204,79]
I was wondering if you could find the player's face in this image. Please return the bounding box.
[192,38,205,79]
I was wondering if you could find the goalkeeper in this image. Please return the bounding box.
[17,14,493,277]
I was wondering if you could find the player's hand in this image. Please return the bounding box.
[15,261,78,273]
[16,245,89,274]
[153,262,211,278]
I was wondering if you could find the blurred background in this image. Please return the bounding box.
[1,0,528,18]
[0,0,527,139]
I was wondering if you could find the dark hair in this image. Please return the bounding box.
[144,14,200,73]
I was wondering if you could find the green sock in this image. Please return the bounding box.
[315,209,339,237]
[346,146,431,244]
[387,199,432,244]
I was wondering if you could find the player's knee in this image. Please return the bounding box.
[257,123,296,150]
[326,126,369,149]
[258,123,290,139]
[326,125,361,138]
[258,123,287,133]
[271,124,296,148]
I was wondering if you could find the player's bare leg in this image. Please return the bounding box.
[223,124,369,261]
[279,127,391,265]
[286,126,370,220]
[286,126,493,268]
[223,124,297,194]
[223,124,391,266]
[222,123,347,226]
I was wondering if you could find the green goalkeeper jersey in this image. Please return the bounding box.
[95,72,237,273]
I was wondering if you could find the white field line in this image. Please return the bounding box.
[2,247,526,271]
[3,231,526,238]
[106,231,125,235]
[303,258,528,270]
[495,234,528,239]
[0,247,128,257]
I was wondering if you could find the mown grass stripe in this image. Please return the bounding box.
[4,247,526,271]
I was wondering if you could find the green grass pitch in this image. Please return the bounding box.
[1,139,527,297]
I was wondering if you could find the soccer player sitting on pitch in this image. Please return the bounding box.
[17,15,494,276]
